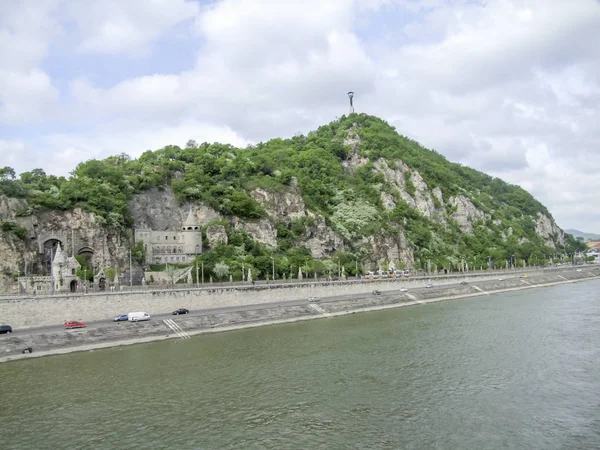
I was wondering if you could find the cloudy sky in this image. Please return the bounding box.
[1,0,599,232]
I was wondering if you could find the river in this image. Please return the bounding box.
[1,279,599,449]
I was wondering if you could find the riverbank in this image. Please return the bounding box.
[1,266,598,363]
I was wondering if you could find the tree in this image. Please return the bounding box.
[212,262,230,281]
[165,264,178,285]
[0,166,16,181]
[131,240,147,265]
[186,139,199,149]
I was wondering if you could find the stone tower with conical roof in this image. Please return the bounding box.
[181,208,202,257]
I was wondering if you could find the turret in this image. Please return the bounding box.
[181,208,202,259]
[182,208,200,231]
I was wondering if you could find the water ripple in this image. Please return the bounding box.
[1,280,600,449]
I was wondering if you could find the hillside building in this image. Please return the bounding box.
[134,209,203,265]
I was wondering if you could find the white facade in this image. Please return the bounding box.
[134,209,203,265]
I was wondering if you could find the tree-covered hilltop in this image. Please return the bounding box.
[0,114,586,279]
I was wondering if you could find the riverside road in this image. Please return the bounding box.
[4,267,587,337]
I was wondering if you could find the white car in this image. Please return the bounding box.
[425,283,434,288]
[399,288,408,292]
[308,296,321,301]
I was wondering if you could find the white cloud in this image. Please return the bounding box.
[0,0,60,71]
[67,0,200,56]
[0,69,60,124]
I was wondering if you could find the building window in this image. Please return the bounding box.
[71,269,75,275]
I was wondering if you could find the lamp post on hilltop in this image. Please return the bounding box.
[347,91,354,114]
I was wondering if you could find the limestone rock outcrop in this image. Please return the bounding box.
[205,225,228,248]
[449,195,486,234]
[249,186,306,222]
[535,212,565,248]
[374,159,446,224]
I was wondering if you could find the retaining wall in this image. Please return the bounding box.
[0,267,585,329]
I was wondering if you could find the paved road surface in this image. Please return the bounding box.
[6,275,523,337]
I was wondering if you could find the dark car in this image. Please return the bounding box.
[113,314,129,322]
[372,290,382,295]
[0,325,12,334]
[172,308,190,315]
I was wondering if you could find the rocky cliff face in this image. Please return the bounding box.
[129,189,221,230]
[0,195,129,290]
[449,195,486,234]
[249,186,306,221]
[535,212,565,248]
[374,159,446,224]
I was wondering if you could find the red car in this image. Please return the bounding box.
[64,320,86,329]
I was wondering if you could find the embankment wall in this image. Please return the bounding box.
[0,267,588,329]
[0,271,514,328]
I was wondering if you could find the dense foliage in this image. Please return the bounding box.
[0,114,586,277]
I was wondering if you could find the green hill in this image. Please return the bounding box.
[564,229,600,241]
[0,114,586,278]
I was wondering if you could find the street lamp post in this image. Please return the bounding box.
[50,247,55,295]
[129,248,133,287]
[270,257,275,281]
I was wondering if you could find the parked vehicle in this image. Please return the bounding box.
[308,296,321,302]
[128,312,151,322]
[373,290,382,295]
[399,288,408,292]
[113,314,129,322]
[0,325,12,334]
[460,281,468,285]
[64,320,85,329]
[172,308,189,315]
[425,283,434,288]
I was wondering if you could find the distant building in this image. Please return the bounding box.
[586,248,600,263]
[134,209,203,265]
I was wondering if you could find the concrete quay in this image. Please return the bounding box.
[0,266,575,329]
[0,266,598,363]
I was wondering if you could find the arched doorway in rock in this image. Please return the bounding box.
[43,239,63,274]
[70,280,78,292]
[98,277,106,291]
[77,246,94,267]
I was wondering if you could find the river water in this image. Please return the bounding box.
[1,280,599,449]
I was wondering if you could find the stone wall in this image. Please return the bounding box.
[0,272,509,329]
